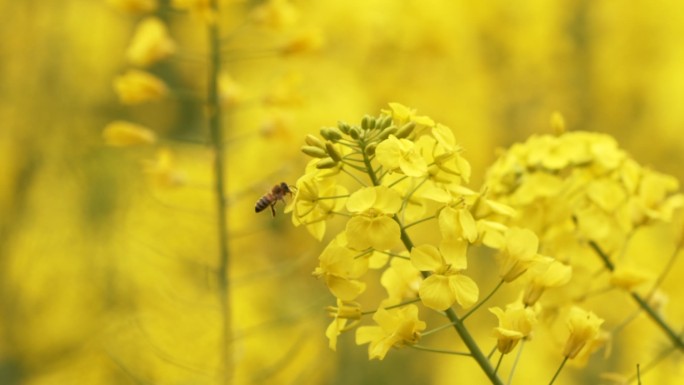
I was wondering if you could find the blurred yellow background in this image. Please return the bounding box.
[1,1,684,384]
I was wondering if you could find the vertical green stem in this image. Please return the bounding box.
[207,3,232,384]
[548,356,568,385]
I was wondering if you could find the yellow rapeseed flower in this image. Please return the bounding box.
[312,235,368,301]
[113,69,168,105]
[345,186,402,250]
[375,135,428,177]
[355,305,426,360]
[102,120,156,146]
[126,17,176,67]
[562,306,604,359]
[489,302,537,354]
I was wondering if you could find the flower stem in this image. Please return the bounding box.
[548,356,568,385]
[588,241,684,352]
[460,279,504,322]
[398,224,504,385]
[207,4,232,384]
[411,344,471,356]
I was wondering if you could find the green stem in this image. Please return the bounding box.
[548,356,568,385]
[588,241,684,352]
[207,5,232,384]
[461,279,504,322]
[399,224,503,385]
[411,344,471,356]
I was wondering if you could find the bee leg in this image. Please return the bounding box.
[270,203,276,217]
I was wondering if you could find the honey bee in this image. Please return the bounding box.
[255,182,294,217]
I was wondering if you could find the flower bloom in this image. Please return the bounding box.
[289,168,347,240]
[345,186,402,250]
[126,17,176,67]
[489,302,537,354]
[491,227,542,282]
[375,135,428,177]
[562,307,604,359]
[312,236,368,301]
[380,257,421,307]
[103,121,156,146]
[522,257,572,306]
[113,69,168,105]
[355,305,426,360]
[325,299,361,351]
[410,243,478,311]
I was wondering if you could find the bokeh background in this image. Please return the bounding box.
[2,0,684,384]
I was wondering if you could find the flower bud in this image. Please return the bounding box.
[365,142,377,156]
[349,127,361,140]
[301,145,329,158]
[377,115,393,129]
[321,127,343,142]
[377,125,397,141]
[325,142,342,162]
[316,157,338,169]
[305,134,325,148]
[338,121,351,134]
[395,121,416,139]
[361,115,373,130]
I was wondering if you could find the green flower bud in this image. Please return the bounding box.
[321,127,343,142]
[361,115,374,130]
[349,127,361,140]
[395,121,416,139]
[305,134,325,148]
[377,115,393,130]
[365,142,377,156]
[325,142,342,162]
[338,121,351,134]
[377,125,397,141]
[301,145,329,158]
[316,157,338,169]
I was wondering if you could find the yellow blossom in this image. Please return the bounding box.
[379,257,421,307]
[384,102,435,127]
[489,302,537,354]
[491,227,542,282]
[345,186,402,250]
[113,69,168,105]
[410,243,478,310]
[562,307,604,359]
[107,0,158,13]
[325,299,361,351]
[289,169,347,240]
[312,235,368,301]
[126,17,176,67]
[142,148,186,188]
[355,305,426,360]
[281,28,325,56]
[609,266,652,291]
[522,256,572,306]
[102,121,156,146]
[375,135,428,177]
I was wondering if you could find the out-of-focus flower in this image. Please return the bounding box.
[142,148,186,188]
[103,121,156,146]
[113,69,168,105]
[280,28,325,55]
[325,299,361,351]
[489,302,537,354]
[312,235,368,301]
[250,0,299,29]
[172,0,216,23]
[107,0,158,13]
[355,305,426,360]
[609,266,652,291]
[345,186,402,251]
[126,17,176,67]
[410,243,478,311]
[562,307,604,359]
[219,73,243,107]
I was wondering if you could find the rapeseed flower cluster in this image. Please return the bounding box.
[289,105,608,384]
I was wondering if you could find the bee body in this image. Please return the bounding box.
[255,182,293,217]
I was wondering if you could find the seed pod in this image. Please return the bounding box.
[395,121,416,139]
[320,127,343,142]
[301,145,329,158]
[325,142,342,162]
[305,134,325,148]
[365,142,377,156]
[316,157,338,169]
